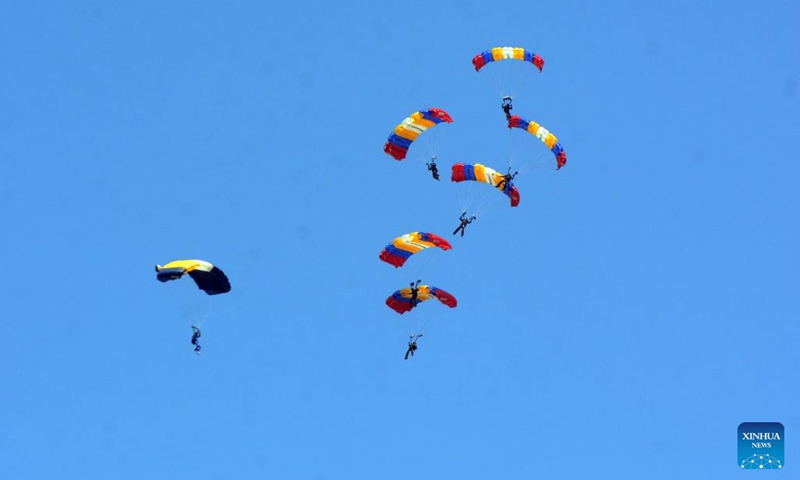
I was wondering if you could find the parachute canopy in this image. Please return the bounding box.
[472,47,544,73]
[384,108,453,161]
[508,115,567,169]
[386,285,458,314]
[379,232,453,268]
[451,163,520,207]
[155,260,231,295]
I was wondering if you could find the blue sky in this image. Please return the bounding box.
[1,1,798,479]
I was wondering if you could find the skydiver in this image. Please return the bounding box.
[496,168,518,191]
[452,212,477,237]
[426,156,440,181]
[405,333,424,360]
[502,96,513,121]
[191,326,202,355]
[409,279,422,309]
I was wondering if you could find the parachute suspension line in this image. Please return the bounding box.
[514,161,535,177]
[389,306,415,341]
[409,123,445,171]
[400,300,430,340]
[400,242,441,287]
[476,63,501,100]
[472,187,505,218]
[430,124,450,166]
[508,126,550,173]
[178,297,213,349]
[413,310,431,339]
[525,148,556,173]
[389,294,426,340]
[454,179,474,214]
[408,312,425,339]
[472,180,496,215]
[489,60,521,101]
[507,128,537,177]
[455,178,490,216]
[455,184,489,220]
[185,301,213,329]
[500,59,513,98]
[507,126,518,169]
[490,61,511,99]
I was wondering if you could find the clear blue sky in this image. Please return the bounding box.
[1,1,798,479]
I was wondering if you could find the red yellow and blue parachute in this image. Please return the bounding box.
[384,108,453,161]
[472,47,544,73]
[386,285,458,314]
[508,115,567,170]
[451,163,520,207]
[379,232,452,268]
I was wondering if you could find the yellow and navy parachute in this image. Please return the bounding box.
[472,47,544,73]
[451,163,520,207]
[379,232,452,268]
[384,108,453,160]
[155,260,231,295]
[508,115,567,169]
[386,285,458,314]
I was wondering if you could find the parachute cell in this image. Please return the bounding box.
[508,115,567,169]
[379,232,453,268]
[472,47,544,73]
[385,285,458,314]
[451,163,520,207]
[155,260,231,295]
[384,108,453,161]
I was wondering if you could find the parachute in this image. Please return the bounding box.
[508,115,567,170]
[385,285,458,314]
[383,108,453,161]
[379,232,453,268]
[472,47,544,73]
[451,163,520,207]
[155,260,231,295]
